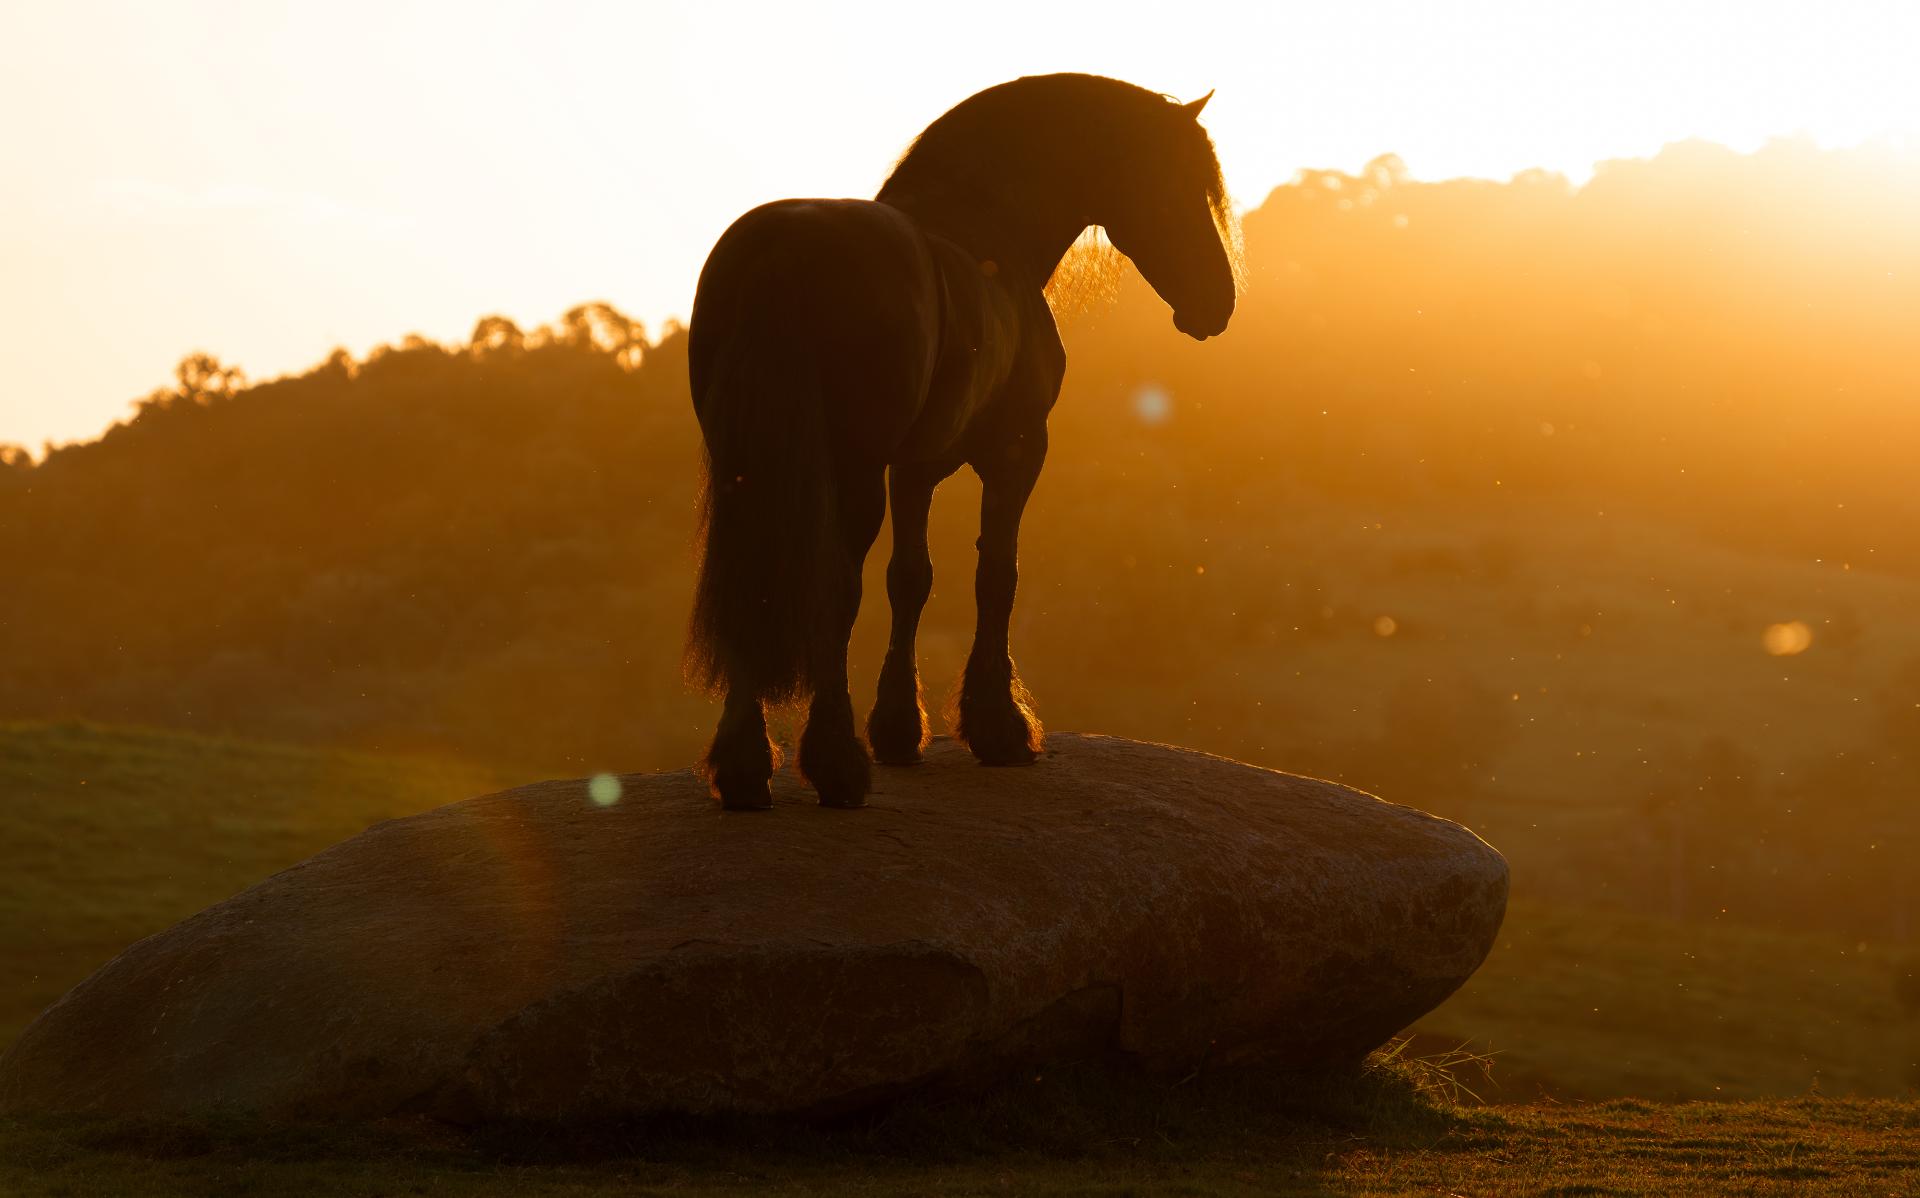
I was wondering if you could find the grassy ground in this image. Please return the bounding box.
[1423,898,1920,1101]
[0,1062,1914,1196]
[0,719,506,1046]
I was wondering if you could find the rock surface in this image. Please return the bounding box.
[0,734,1507,1121]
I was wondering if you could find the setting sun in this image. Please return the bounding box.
[5,1,1920,450]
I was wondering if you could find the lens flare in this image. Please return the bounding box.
[1761,621,1812,656]
[587,773,623,807]
[1133,383,1172,426]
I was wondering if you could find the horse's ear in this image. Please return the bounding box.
[1181,89,1214,119]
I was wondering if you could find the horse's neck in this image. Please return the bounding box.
[880,180,1087,293]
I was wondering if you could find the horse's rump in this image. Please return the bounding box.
[684,200,943,702]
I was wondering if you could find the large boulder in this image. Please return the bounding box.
[0,734,1506,1121]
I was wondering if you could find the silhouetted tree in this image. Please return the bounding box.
[470,315,525,358]
[558,302,646,369]
[174,353,246,403]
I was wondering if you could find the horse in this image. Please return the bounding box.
[685,72,1239,810]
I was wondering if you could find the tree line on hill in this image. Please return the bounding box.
[2,137,1916,943]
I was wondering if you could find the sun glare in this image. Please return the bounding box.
[2,1,1918,451]
[1762,622,1814,657]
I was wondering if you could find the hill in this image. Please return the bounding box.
[1,140,1917,948]
[0,721,505,1047]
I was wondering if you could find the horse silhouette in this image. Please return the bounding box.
[686,73,1239,809]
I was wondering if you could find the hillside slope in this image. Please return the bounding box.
[0,721,505,1046]
[4,141,1919,946]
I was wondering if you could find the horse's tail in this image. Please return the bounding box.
[685,345,843,703]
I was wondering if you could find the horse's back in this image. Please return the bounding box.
[690,199,943,460]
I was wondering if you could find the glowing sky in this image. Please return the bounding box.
[3,0,1916,450]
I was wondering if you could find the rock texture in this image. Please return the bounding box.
[0,734,1506,1121]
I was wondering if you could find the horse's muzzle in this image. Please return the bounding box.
[1174,306,1230,341]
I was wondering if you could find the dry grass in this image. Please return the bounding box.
[0,1071,1914,1196]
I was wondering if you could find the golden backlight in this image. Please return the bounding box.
[2,0,1920,1112]
[2,0,1919,451]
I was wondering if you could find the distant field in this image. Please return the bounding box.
[1423,899,1918,1101]
[3,720,1915,1106]
[0,720,506,1047]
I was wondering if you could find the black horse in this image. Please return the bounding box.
[686,73,1239,809]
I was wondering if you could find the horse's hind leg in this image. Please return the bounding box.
[706,687,776,810]
[799,464,887,808]
[868,461,947,764]
[957,432,1046,766]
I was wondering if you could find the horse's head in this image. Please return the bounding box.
[1102,91,1240,341]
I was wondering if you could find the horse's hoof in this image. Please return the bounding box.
[799,728,872,810]
[713,773,774,811]
[866,702,929,766]
[956,698,1044,767]
[971,741,1039,767]
[804,767,871,808]
[870,742,924,767]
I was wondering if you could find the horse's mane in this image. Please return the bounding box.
[880,73,1242,319]
[1043,227,1127,317]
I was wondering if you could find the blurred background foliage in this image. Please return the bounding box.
[2,136,1916,957]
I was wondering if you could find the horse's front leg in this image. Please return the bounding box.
[868,460,952,764]
[956,427,1047,765]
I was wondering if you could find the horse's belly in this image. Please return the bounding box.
[892,375,988,462]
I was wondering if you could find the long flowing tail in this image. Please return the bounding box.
[685,347,843,703]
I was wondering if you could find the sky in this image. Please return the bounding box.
[3,0,1917,451]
